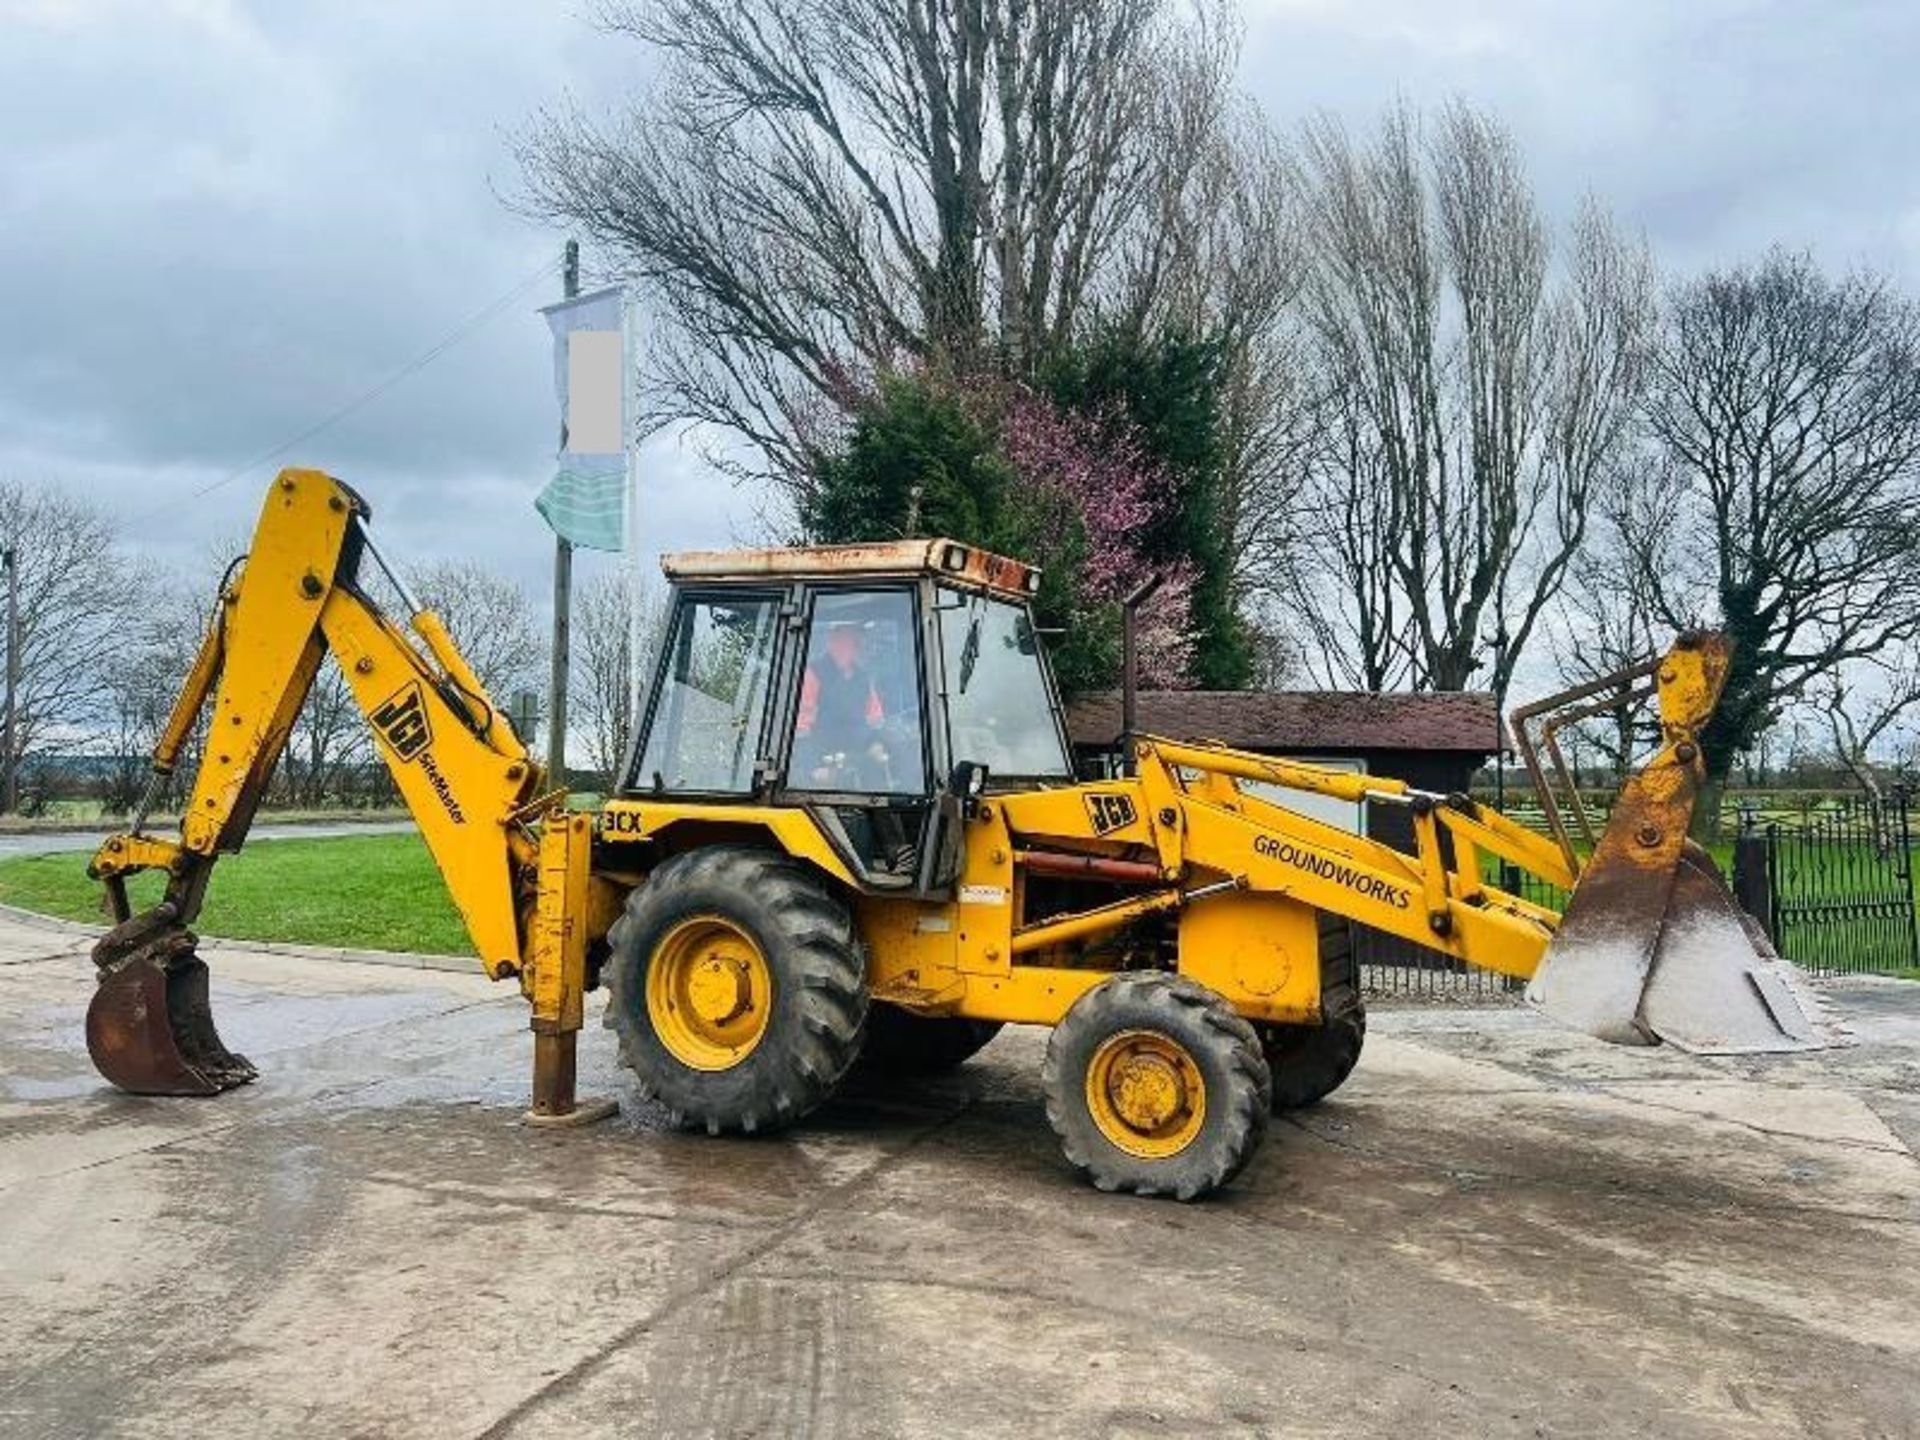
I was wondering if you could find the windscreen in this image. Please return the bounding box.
[939,592,1071,779]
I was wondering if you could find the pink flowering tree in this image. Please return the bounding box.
[995,385,1197,689]
[802,365,1199,693]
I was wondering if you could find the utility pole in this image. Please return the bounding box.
[3,547,17,815]
[546,239,579,787]
[1490,622,1510,814]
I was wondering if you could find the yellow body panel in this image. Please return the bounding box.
[861,896,966,1010]
[1177,893,1323,1025]
[596,798,859,888]
[997,785,1163,860]
[954,802,1018,974]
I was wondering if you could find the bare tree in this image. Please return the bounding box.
[98,533,382,814]
[0,481,140,802]
[1626,250,1920,815]
[573,570,667,784]
[1817,647,1920,815]
[1282,385,1416,690]
[1127,83,1319,632]
[1543,506,1662,778]
[1291,102,1654,695]
[97,570,206,816]
[279,664,375,809]
[410,561,547,706]
[515,0,1260,487]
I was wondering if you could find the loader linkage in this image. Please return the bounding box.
[1515,632,1832,1053]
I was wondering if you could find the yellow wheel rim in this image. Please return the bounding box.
[1084,1029,1207,1159]
[646,916,773,1071]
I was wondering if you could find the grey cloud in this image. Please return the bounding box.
[1,0,1913,607]
[1240,0,1920,282]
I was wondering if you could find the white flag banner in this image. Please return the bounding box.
[536,285,629,552]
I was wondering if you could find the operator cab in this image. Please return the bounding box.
[625,538,1074,892]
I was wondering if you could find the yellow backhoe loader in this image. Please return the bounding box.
[83,469,1829,1199]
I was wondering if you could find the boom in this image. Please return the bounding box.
[85,470,604,1115]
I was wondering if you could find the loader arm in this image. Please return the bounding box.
[1122,737,1568,981]
[83,469,588,1100]
[1116,632,1825,1052]
[987,632,1825,1054]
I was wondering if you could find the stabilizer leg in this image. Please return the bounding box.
[523,810,617,1128]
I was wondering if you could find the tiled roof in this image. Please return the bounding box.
[1066,689,1501,756]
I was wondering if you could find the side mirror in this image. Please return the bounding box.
[949,760,990,816]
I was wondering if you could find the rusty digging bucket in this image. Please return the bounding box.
[87,907,257,1095]
[1528,837,1834,1057]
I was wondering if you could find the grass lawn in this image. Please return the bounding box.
[0,833,473,957]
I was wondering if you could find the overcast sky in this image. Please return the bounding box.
[3,0,1916,610]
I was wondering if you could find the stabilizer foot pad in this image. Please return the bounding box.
[522,1097,620,1129]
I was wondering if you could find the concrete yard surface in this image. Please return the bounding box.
[2,918,1916,1439]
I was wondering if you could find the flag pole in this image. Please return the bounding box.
[545,238,579,787]
[623,286,645,736]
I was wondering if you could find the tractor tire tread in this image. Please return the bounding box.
[1043,972,1270,1201]
[1257,911,1366,1111]
[605,845,867,1135]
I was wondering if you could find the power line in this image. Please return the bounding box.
[130,253,564,524]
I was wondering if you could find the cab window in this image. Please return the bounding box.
[939,592,1071,778]
[788,589,927,796]
[634,593,780,793]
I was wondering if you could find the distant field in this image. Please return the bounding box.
[0,833,473,956]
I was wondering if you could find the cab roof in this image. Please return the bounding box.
[660,537,1042,600]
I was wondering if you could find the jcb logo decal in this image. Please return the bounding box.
[371,682,432,762]
[1085,792,1137,836]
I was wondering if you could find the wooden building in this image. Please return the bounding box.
[1065,688,1501,852]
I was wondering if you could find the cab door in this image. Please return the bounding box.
[775,584,935,887]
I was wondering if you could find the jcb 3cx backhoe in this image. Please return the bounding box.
[84,470,1830,1199]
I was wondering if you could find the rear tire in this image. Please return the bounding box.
[859,1005,1003,1075]
[1258,911,1365,1110]
[1043,973,1270,1201]
[605,846,867,1134]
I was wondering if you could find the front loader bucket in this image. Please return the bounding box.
[1516,632,1835,1055]
[1528,838,1832,1056]
[87,909,257,1096]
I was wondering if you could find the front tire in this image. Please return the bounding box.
[605,846,867,1134]
[1043,973,1271,1201]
